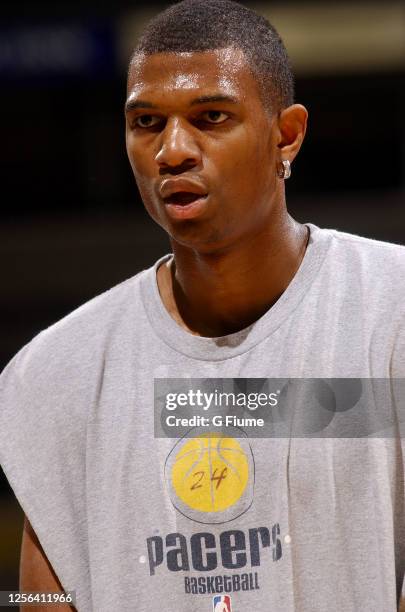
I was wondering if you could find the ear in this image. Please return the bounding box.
[276,104,308,163]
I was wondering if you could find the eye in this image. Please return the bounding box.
[134,114,161,128]
[200,110,229,124]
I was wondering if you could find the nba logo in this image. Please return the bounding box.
[213,595,232,612]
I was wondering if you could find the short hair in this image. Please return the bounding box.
[130,0,294,115]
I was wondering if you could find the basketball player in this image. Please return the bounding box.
[1,1,404,611]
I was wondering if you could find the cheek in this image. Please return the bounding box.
[134,177,159,221]
[213,132,277,230]
[239,133,276,195]
[216,146,268,202]
[126,130,156,176]
[127,145,148,178]
[126,142,159,205]
[215,132,271,193]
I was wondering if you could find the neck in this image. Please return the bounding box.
[157,213,309,337]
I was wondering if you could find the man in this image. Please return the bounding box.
[0,0,404,610]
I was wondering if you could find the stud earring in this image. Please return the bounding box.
[277,160,291,180]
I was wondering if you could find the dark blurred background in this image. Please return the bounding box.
[1,0,405,595]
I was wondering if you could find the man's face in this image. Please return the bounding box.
[125,46,282,253]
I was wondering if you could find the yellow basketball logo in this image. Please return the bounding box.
[165,432,254,524]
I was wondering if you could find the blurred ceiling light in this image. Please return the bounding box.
[256,1,405,75]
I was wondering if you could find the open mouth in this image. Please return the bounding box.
[163,191,208,205]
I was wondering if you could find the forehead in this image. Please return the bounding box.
[127,47,259,103]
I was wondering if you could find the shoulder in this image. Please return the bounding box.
[19,269,143,353]
[314,226,405,297]
[0,265,151,411]
[327,227,405,272]
[311,224,405,334]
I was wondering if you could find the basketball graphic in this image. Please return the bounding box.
[165,431,255,524]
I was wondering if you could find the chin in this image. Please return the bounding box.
[169,227,234,255]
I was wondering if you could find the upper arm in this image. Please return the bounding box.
[19,515,76,611]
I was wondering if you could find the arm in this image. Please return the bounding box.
[19,516,76,612]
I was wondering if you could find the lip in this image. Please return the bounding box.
[158,177,208,200]
[164,195,209,220]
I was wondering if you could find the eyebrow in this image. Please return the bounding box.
[124,94,239,113]
[190,94,239,106]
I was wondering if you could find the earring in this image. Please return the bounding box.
[277,160,291,180]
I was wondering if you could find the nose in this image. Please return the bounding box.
[155,116,201,171]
